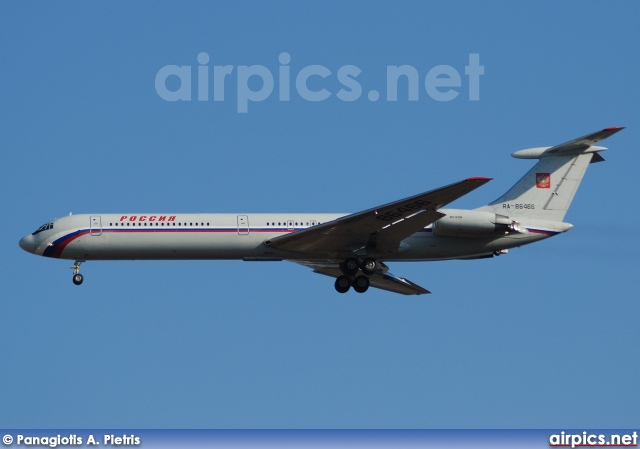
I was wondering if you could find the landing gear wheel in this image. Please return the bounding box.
[335,276,351,293]
[72,273,84,285]
[353,275,370,293]
[341,257,359,276]
[70,260,84,285]
[361,258,377,275]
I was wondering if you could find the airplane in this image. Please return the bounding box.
[19,127,623,295]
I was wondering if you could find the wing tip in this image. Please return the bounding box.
[466,176,492,182]
[604,126,625,131]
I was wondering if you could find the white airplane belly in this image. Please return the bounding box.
[59,228,279,260]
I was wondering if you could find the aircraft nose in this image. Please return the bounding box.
[19,234,36,253]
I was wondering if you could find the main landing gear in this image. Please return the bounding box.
[334,257,378,294]
[71,260,84,285]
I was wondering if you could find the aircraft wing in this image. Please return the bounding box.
[294,260,430,295]
[265,177,491,256]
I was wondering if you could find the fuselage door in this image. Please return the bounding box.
[90,216,102,236]
[237,215,249,235]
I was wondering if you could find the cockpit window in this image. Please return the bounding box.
[32,222,54,235]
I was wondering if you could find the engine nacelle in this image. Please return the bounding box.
[433,209,521,238]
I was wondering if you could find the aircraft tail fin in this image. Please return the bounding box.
[476,127,624,222]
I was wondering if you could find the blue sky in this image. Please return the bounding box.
[1,1,638,429]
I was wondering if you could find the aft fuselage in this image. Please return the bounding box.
[19,211,569,263]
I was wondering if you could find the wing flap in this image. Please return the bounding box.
[295,260,430,295]
[372,273,431,295]
[371,209,445,253]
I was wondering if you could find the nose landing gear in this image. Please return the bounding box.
[71,260,84,285]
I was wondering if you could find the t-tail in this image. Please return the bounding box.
[476,127,624,222]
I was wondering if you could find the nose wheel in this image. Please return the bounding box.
[71,260,84,285]
[72,273,84,285]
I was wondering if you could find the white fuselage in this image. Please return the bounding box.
[20,211,568,263]
[17,127,621,294]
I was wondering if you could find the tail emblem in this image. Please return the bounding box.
[536,173,551,189]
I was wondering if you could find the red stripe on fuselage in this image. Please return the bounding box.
[51,230,91,258]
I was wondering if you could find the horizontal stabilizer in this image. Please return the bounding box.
[512,127,624,159]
